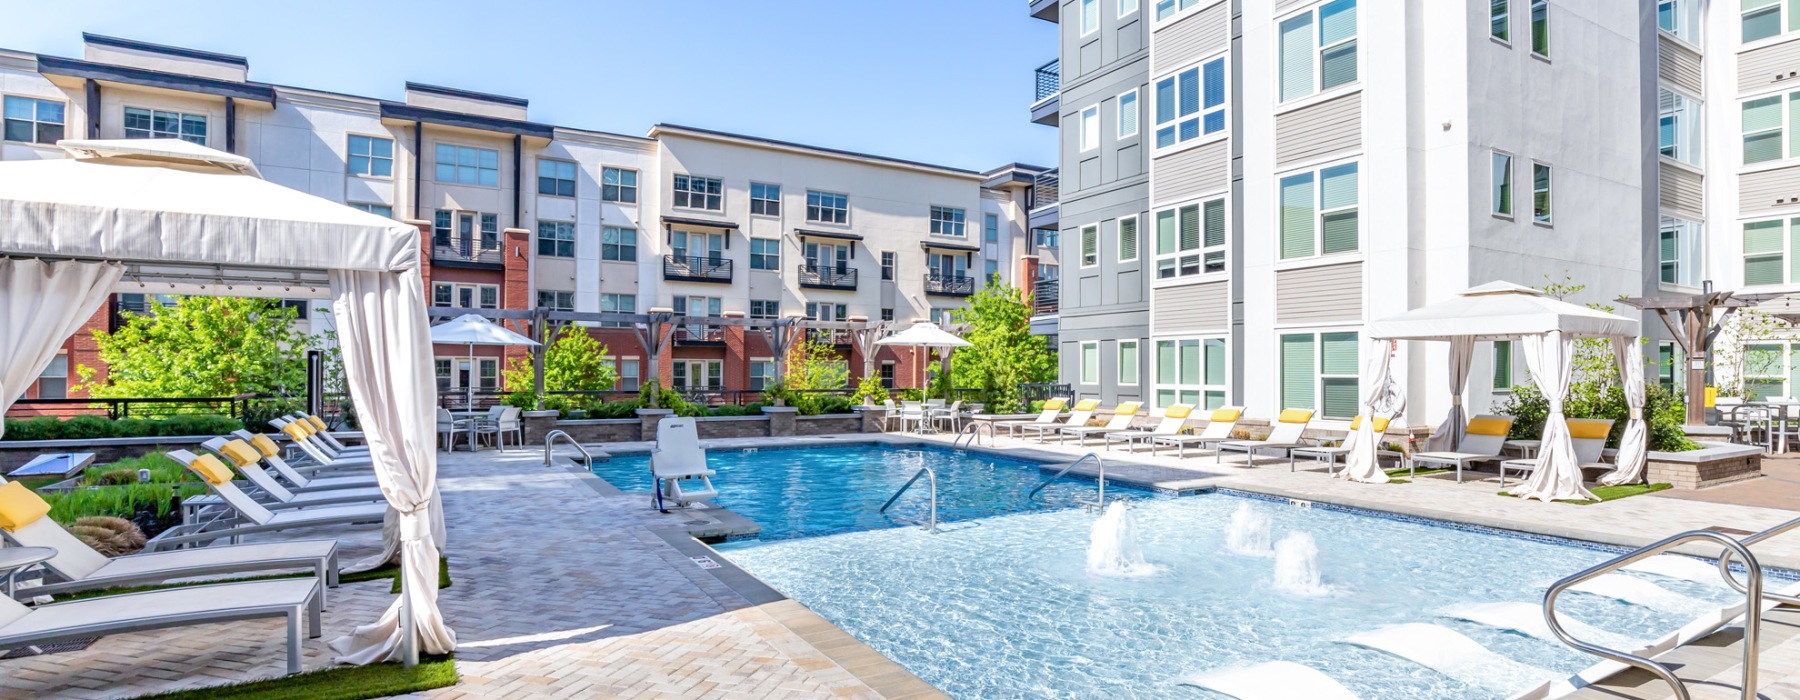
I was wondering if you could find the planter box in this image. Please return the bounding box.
[0,435,214,475]
[1646,442,1763,490]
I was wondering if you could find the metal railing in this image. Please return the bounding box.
[953,421,992,449]
[878,465,939,533]
[432,235,502,265]
[542,429,592,471]
[1030,169,1059,210]
[662,255,732,283]
[673,326,725,344]
[806,328,853,345]
[1017,383,1071,403]
[923,273,975,296]
[1028,452,1107,509]
[1034,59,1060,102]
[798,263,858,290]
[1033,278,1060,315]
[6,395,300,424]
[1717,514,1800,606]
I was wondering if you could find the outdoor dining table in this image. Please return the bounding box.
[1750,400,1799,453]
[1503,439,1542,460]
[450,410,494,452]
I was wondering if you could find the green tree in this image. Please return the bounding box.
[502,328,616,408]
[785,335,849,392]
[76,296,311,398]
[948,282,1057,413]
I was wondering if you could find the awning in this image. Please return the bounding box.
[661,215,739,230]
[920,239,980,253]
[794,228,863,242]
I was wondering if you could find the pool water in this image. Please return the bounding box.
[592,445,1139,540]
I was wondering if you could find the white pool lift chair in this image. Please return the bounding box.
[652,417,718,512]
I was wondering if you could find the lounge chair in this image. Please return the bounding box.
[1496,418,1613,487]
[285,412,359,453]
[147,451,385,551]
[1288,415,1404,473]
[229,431,378,491]
[1151,407,1243,457]
[277,415,368,457]
[1018,399,1101,442]
[184,438,385,514]
[992,397,1069,438]
[0,577,323,674]
[0,480,338,600]
[1104,404,1192,452]
[652,417,717,512]
[1216,409,1315,466]
[1059,402,1142,445]
[1408,414,1515,483]
[272,418,370,467]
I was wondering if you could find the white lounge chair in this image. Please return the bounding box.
[229,432,378,491]
[0,480,338,600]
[0,578,322,674]
[1409,414,1516,483]
[1151,407,1243,457]
[991,397,1069,437]
[1018,399,1101,442]
[1216,409,1315,466]
[285,412,359,453]
[1497,418,1614,487]
[652,417,718,512]
[1104,404,1192,452]
[277,415,369,458]
[1289,415,1405,473]
[148,451,386,551]
[186,438,386,513]
[272,418,370,467]
[1059,402,1141,445]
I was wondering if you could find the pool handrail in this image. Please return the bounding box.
[1542,529,1763,700]
[877,466,938,534]
[1027,452,1105,509]
[542,430,592,471]
[952,421,992,450]
[1715,514,1800,607]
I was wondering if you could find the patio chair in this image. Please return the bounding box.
[1215,409,1315,466]
[652,417,717,512]
[881,399,901,431]
[229,432,379,491]
[1407,414,1515,483]
[1018,399,1101,442]
[992,397,1068,437]
[187,438,386,512]
[1288,415,1404,473]
[148,451,385,551]
[0,577,323,674]
[1496,418,1613,487]
[1151,407,1244,457]
[475,406,523,451]
[435,408,470,451]
[931,400,965,434]
[898,401,927,433]
[0,480,339,601]
[1104,404,1191,452]
[1059,402,1141,445]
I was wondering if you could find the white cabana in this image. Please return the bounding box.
[429,313,539,409]
[1356,282,1643,502]
[0,139,453,665]
[875,322,972,399]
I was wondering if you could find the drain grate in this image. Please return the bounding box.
[1,637,96,659]
[690,556,721,570]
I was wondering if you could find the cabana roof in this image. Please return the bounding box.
[1364,281,1639,342]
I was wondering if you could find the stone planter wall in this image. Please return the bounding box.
[795,415,863,435]
[0,436,214,475]
[519,408,871,445]
[1646,442,1763,490]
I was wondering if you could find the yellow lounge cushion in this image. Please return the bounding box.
[0,481,51,532]
[1278,409,1314,424]
[281,422,312,442]
[250,434,282,458]
[1164,405,1193,419]
[1211,408,1242,423]
[1467,416,1513,436]
[1072,399,1101,412]
[1350,416,1391,433]
[1043,398,1067,411]
[1567,420,1613,440]
[218,439,262,468]
[307,415,328,431]
[1115,402,1142,416]
[187,454,235,485]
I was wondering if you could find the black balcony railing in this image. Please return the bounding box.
[1030,169,1059,210]
[806,328,853,346]
[1035,60,1060,102]
[798,263,858,290]
[1033,278,1060,315]
[663,255,733,283]
[433,235,503,266]
[924,273,975,297]
[673,326,725,344]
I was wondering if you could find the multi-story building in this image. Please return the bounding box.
[1029,0,1669,426]
[0,33,1050,411]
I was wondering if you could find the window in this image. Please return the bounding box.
[344,135,394,178]
[1119,0,1138,16]
[1081,0,1099,35]
[432,282,499,309]
[601,227,637,262]
[1492,340,1514,390]
[751,182,781,216]
[613,357,642,391]
[1118,89,1139,138]
[1530,0,1549,55]
[280,299,310,321]
[807,190,849,224]
[350,202,393,218]
[602,167,638,203]
[881,251,895,280]
[537,159,576,197]
[1491,0,1510,41]
[536,290,575,312]
[536,220,575,258]
[1036,228,1060,249]
[1660,215,1704,288]
[1154,337,1227,409]
[1280,331,1359,419]
[1531,163,1552,224]
[930,308,947,326]
[1492,152,1513,217]
[931,206,967,236]
[985,213,1000,243]
[1080,341,1100,384]
[436,358,500,391]
[881,308,895,321]
[601,293,637,328]
[1659,0,1700,45]
[1744,0,1785,43]
[880,361,896,389]
[35,353,68,399]
[1660,89,1703,166]
[1155,198,1225,278]
[3,96,64,144]
[1278,0,1357,103]
[1654,342,1681,390]
[985,260,1000,284]
[803,302,848,321]
[434,144,499,186]
[1742,218,1800,286]
[124,107,205,144]
[673,174,723,210]
[1080,105,1100,151]
[1154,56,1227,148]
[750,360,776,391]
[1080,224,1099,267]
[1154,0,1201,21]
[1119,339,1139,386]
[750,299,780,319]
[1742,94,1793,164]
[1279,162,1359,259]
[675,296,723,319]
[1742,343,1794,400]
[750,238,780,270]
[1118,214,1139,263]
[671,230,724,261]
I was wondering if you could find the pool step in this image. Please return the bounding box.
[1444,602,1640,651]
[1557,602,1800,699]
[1179,660,1358,700]
[1343,622,1557,693]
[1621,555,1729,587]
[1568,573,1709,614]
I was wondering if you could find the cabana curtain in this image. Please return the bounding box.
[0,259,122,438]
[1423,337,1475,452]
[1509,331,1598,502]
[1600,338,1649,486]
[1341,337,1401,483]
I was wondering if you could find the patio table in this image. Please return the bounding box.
[1504,439,1542,460]
[1751,401,1798,453]
[0,546,55,597]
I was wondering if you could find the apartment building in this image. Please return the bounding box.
[1029,0,1664,427]
[0,33,1047,409]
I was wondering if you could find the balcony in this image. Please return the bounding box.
[798,263,858,291]
[663,255,733,283]
[433,235,503,268]
[1033,278,1059,316]
[807,328,853,346]
[1029,169,1060,230]
[672,326,724,345]
[1029,0,1058,23]
[924,273,975,297]
[1031,60,1060,126]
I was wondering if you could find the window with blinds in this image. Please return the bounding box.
[1119,215,1139,262]
[1081,225,1099,267]
[1081,341,1100,384]
[1742,0,1786,43]
[1280,334,1316,411]
[1742,94,1789,165]
[1154,198,1225,279]
[1279,162,1359,260]
[1742,343,1792,400]
[1119,339,1140,386]
[1154,337,1226,410]
[1491,0,1509,41]
[1743,218,1791,286]
[1281,331,1358,419]
[1153,56,1226,149]
[1659,215,1703,288]
[1279,0,1357,103]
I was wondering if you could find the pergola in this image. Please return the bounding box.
[1617,285,1784,426]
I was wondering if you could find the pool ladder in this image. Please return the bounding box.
[951,421,992,450]
[1027,452,1107,510]
[542,430,592,471]
[878,466,938,534]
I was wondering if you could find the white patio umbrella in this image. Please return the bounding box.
[876,321,972,399]
[429,313,539,410]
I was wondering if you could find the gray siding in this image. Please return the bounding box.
[1152,280,1229,333]
[1740,165,1800,215]
[1739,38,1800,95]
[1274,0,1309,12]
[1150,1,1228,75]
[1275,262,1363,324]
[1659,162,1703,219]
[1657,35,1702,96]
[1151,139,1229,204]
[1275,93,1362,167]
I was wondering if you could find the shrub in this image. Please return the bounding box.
[850,375,890,406]
[1027,400,1047,414]
[43,482,205,524]
[61,415,116,440]
[158,414,244,437]
[1494,383,1698,452]
[3,414,241,441]
[587,400,643,419]
[81,453,186,487]
[898,388,925,402]
[710,405,748,417]
[70,516,146,556]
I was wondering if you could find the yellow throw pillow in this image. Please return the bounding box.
[1567,420,1612,440]
[307,416,327,431]
[1072,399,1101,412]
[281,422,311,442]
[1164,405,1192,419]
[0,481,51,532]
[1210,408,1242,423]
[218,440,262,467]
[1043,398,1067,411]
[1278,408,1314,424]
[1115,402,1142,416]
[187,454,235,486]
[250,434,282,458]
[1467,417,1513,436]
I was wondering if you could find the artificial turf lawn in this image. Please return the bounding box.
[125,654,456,700]
[1497,482,1672,504]
[55,557,449,602]
[1380,466,1451,484]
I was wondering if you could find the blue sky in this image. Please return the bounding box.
[0,0,1057,172]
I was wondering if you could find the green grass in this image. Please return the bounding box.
[1380,466,1451,484]
[124,654,456,700]
[338,557,452,594]
[1497,483,1673,505]
[55,557,450,602]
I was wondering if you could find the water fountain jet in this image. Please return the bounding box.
[1272,532,1328,595]
[1086,501,1162,577]
[1225,502,1273,556]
